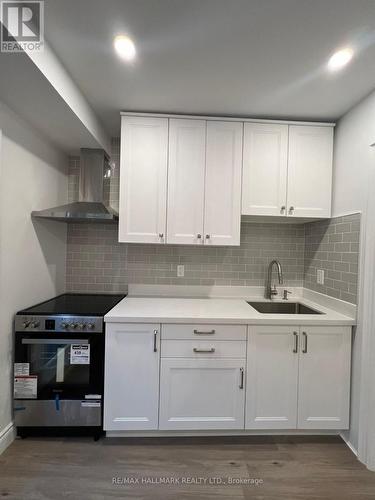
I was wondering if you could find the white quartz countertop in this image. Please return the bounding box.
[104,296,356,326]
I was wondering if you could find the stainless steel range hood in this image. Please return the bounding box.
[32,149,118,223]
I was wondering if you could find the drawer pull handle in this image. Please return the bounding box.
[302,332,308,353]
[193,329,215,335]
[193,348,215,353]
[153,329,158,352]
[293,331,298,353]
[239,368,244,389]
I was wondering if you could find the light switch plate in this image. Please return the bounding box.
[177,265,185,277]
[317,269,325,285]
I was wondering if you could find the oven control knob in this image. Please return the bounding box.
[61,322,69,329]
[69,323,77,329]
[23,321,31,328]
[87,323,95,330]
[30,321,40,328]
[78,323,86,329]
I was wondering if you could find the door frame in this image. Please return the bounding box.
[357,150,375,470]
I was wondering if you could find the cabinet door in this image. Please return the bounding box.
[204,121,243,246]
[287,125,333,218]
[167,119,206,244]
[242,123,288,216]
[104,323,160,431]
[119,116,168,243]
[297,326,351,430]
[246,326,299,429]
[159,358,245,430]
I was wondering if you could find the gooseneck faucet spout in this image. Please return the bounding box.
[266,260,283,299]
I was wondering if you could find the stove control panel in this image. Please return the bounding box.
[15,316,103,333]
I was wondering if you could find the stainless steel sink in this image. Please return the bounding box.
[248,301,323,314]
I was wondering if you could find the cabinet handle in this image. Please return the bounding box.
[197,234,202,239]
[193,329,215,335]
[289,206,295,215]
[205,234,210,239]
[293,331,298,353]
[158,233,164,238]
[239,368,244,389]
[281,205,286,214]
[153,329,158,352]
[193,347,215,353]
[302,331,308,353]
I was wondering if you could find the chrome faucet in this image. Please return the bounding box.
[266,260,283,299]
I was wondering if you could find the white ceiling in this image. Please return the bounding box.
[45,0,375,135]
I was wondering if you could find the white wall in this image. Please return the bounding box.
[332,89,375,453]
[0,102,68,451]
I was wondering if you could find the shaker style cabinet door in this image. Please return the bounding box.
[297,326,351,430]
[167,118,206,245]
[204,121,243,246]
[287,125,333,218]
[242,123,288,216]
[104,323,160,431]
[246,326,299,429]
[159,358,246,430]
[119,116,168,243]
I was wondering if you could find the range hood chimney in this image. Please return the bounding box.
[32,149,118,223]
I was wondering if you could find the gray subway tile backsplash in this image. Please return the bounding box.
[304,213,361,304]
[66,221,306,293]
[65,144,361,305]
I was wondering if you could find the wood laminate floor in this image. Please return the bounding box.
[0,436,374,499]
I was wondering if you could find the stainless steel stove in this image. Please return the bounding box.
[14,293,125,438]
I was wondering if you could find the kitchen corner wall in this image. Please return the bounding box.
[0,101,67,449]
[304,214,360,304]
[65,140,360,304]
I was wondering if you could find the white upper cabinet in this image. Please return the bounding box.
[287,125,333,218]
[241,122,334,219]
[167,119,206,245]
[119,116,168,243]
[242,123,288,216]
[118,114,335,245]
[204,121,243,246]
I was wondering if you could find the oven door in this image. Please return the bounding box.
[14,332,104,400]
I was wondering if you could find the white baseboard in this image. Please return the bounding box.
[0,422,15,455]
[106,429,340,438]
[340,432,358,457]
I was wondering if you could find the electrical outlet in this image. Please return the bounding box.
[177,265,185,277]
[317,269,325,285]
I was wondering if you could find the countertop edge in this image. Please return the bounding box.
[104,316,356,326]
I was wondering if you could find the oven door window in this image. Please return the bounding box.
[16,336,102,399]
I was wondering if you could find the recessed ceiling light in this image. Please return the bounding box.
[114,35,136,61]
[328,48,353,71]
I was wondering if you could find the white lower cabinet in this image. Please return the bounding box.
[246,326,299,429]
[297,326,352,429]
[103,321,351,433]
[246,325,351,430]
[104,323,160,431]
[159,358,246,430]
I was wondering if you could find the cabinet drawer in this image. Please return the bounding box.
[161,340,246,358]
[162,324,246,340]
